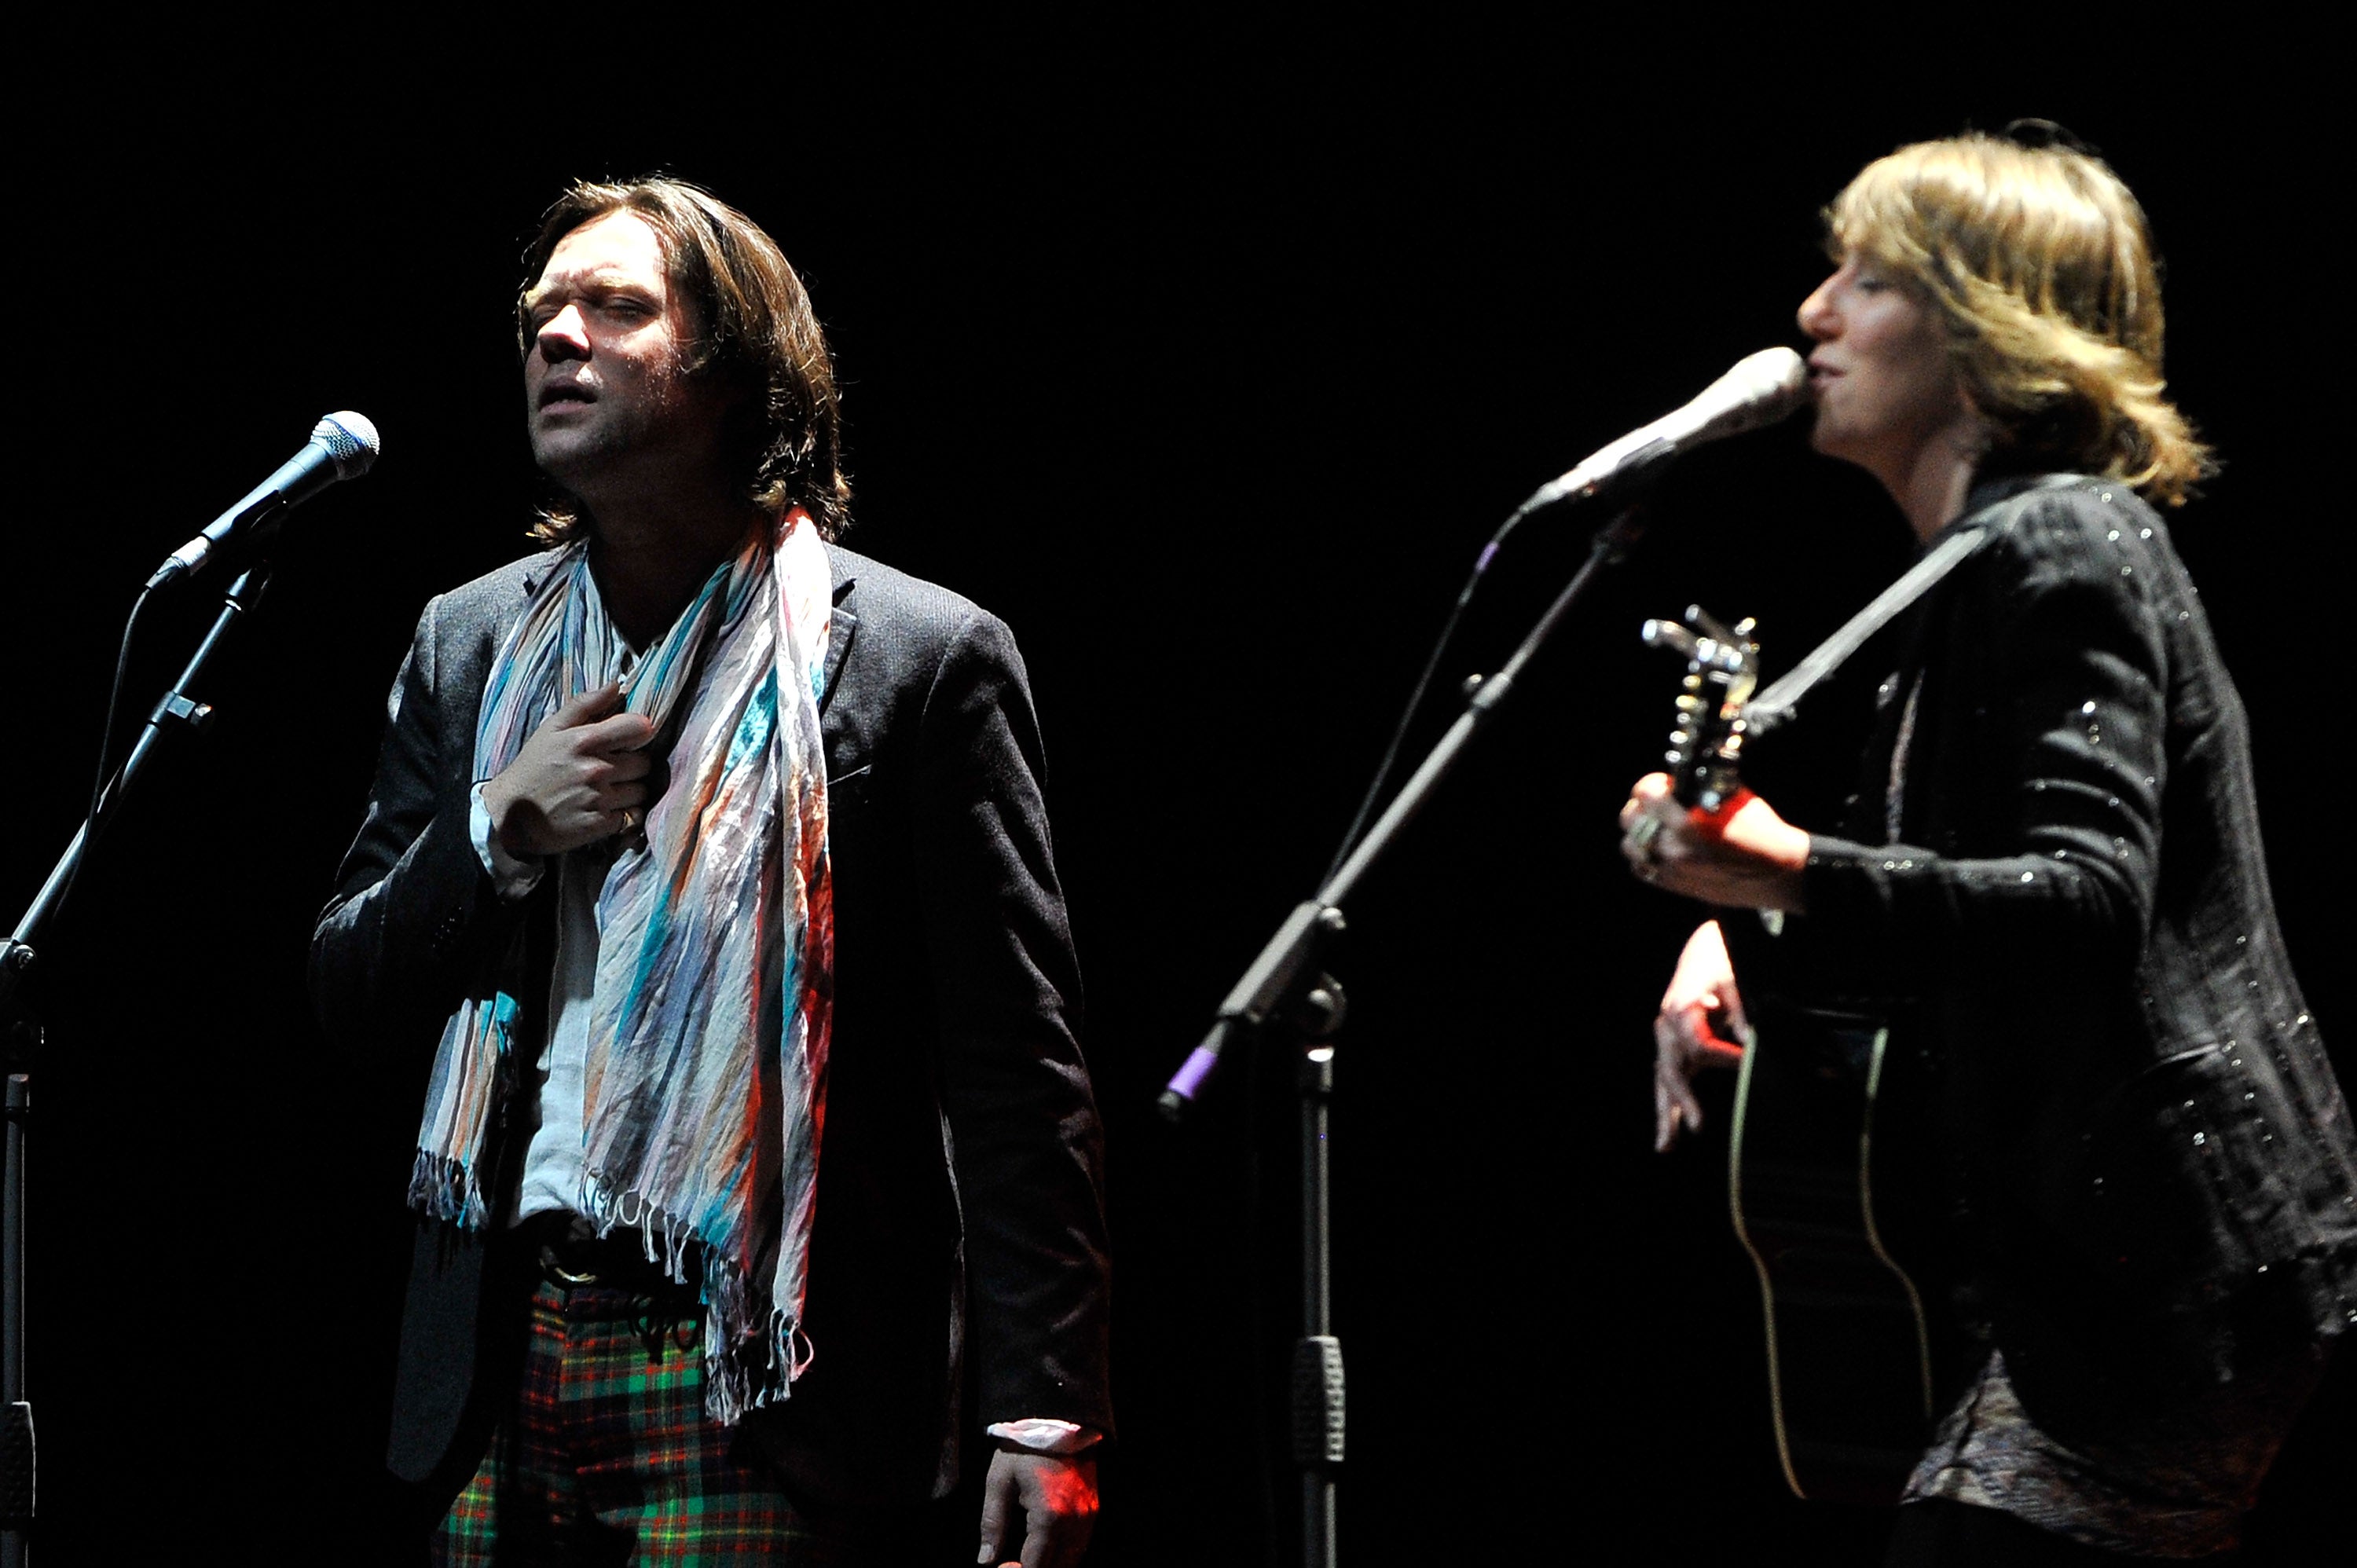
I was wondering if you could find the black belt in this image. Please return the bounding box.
[521,1212,700,1299]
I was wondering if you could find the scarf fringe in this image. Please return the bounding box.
[583,1177,813,1424]
[406,1149,489,1230]
[700,1295,811,1427]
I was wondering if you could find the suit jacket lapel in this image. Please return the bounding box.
[820,551,860,715]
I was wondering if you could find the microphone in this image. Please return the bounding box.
[1518,347,1807,515]
[146,412,381,589]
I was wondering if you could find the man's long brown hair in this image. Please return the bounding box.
[519,176,852,543]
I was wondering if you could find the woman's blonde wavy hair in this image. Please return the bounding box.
[1827,132,2212,506]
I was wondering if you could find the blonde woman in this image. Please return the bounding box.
[1619,130,2357,1563]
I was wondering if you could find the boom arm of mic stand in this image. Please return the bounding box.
[1159,506,1648,1120]
[1160,899,1346,1117]
[2,562,273,1035]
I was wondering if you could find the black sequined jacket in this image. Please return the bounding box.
[1726,474,2357,1423]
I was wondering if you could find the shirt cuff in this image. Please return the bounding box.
[984,1418,1103,1456]
[470,782,546,901]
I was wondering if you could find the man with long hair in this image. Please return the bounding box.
[313,178,1109,1564]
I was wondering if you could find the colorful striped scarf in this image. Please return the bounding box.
[409,508,834,1423]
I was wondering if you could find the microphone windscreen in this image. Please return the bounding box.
[315,411,382,478]
[1715,346,1809,432]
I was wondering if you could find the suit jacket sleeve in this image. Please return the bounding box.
[911,606,1113,1437]
[310,590,523,1050]
[1736,490,2172,1004]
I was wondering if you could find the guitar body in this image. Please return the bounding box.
[1728,996,1940,1506]
[1640,604,1945,1507]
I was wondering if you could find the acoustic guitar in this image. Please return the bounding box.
[1641,605,1940,1508]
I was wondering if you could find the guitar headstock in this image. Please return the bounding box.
[1640,605,1759,815]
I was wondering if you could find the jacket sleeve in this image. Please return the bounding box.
[1747,491,2173,1002]
[310,593,524,1050]
[910,607,1113,1438]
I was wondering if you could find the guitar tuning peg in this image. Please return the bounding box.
[1686,604,1740,646]
[1644,618,1703,658]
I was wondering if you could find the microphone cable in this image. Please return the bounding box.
[53,585,156,926]
[1317,519,1516,886]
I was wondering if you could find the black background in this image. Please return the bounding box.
[5,27,2348,1566]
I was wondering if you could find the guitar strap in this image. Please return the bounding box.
[1746,474,2099,735]
[1743,522,1990,738]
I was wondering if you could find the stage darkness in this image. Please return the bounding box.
[5,37,2347,1566]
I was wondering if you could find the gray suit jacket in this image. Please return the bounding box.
[311,542,1113,1508]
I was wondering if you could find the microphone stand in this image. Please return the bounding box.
[1161,505,1648,1568]
[0,561,276,1563]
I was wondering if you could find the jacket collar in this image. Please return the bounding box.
[1925,472,2085,554]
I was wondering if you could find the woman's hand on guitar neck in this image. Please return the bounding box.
[1617,771,1811,913]
[1655,920,1753,1152]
